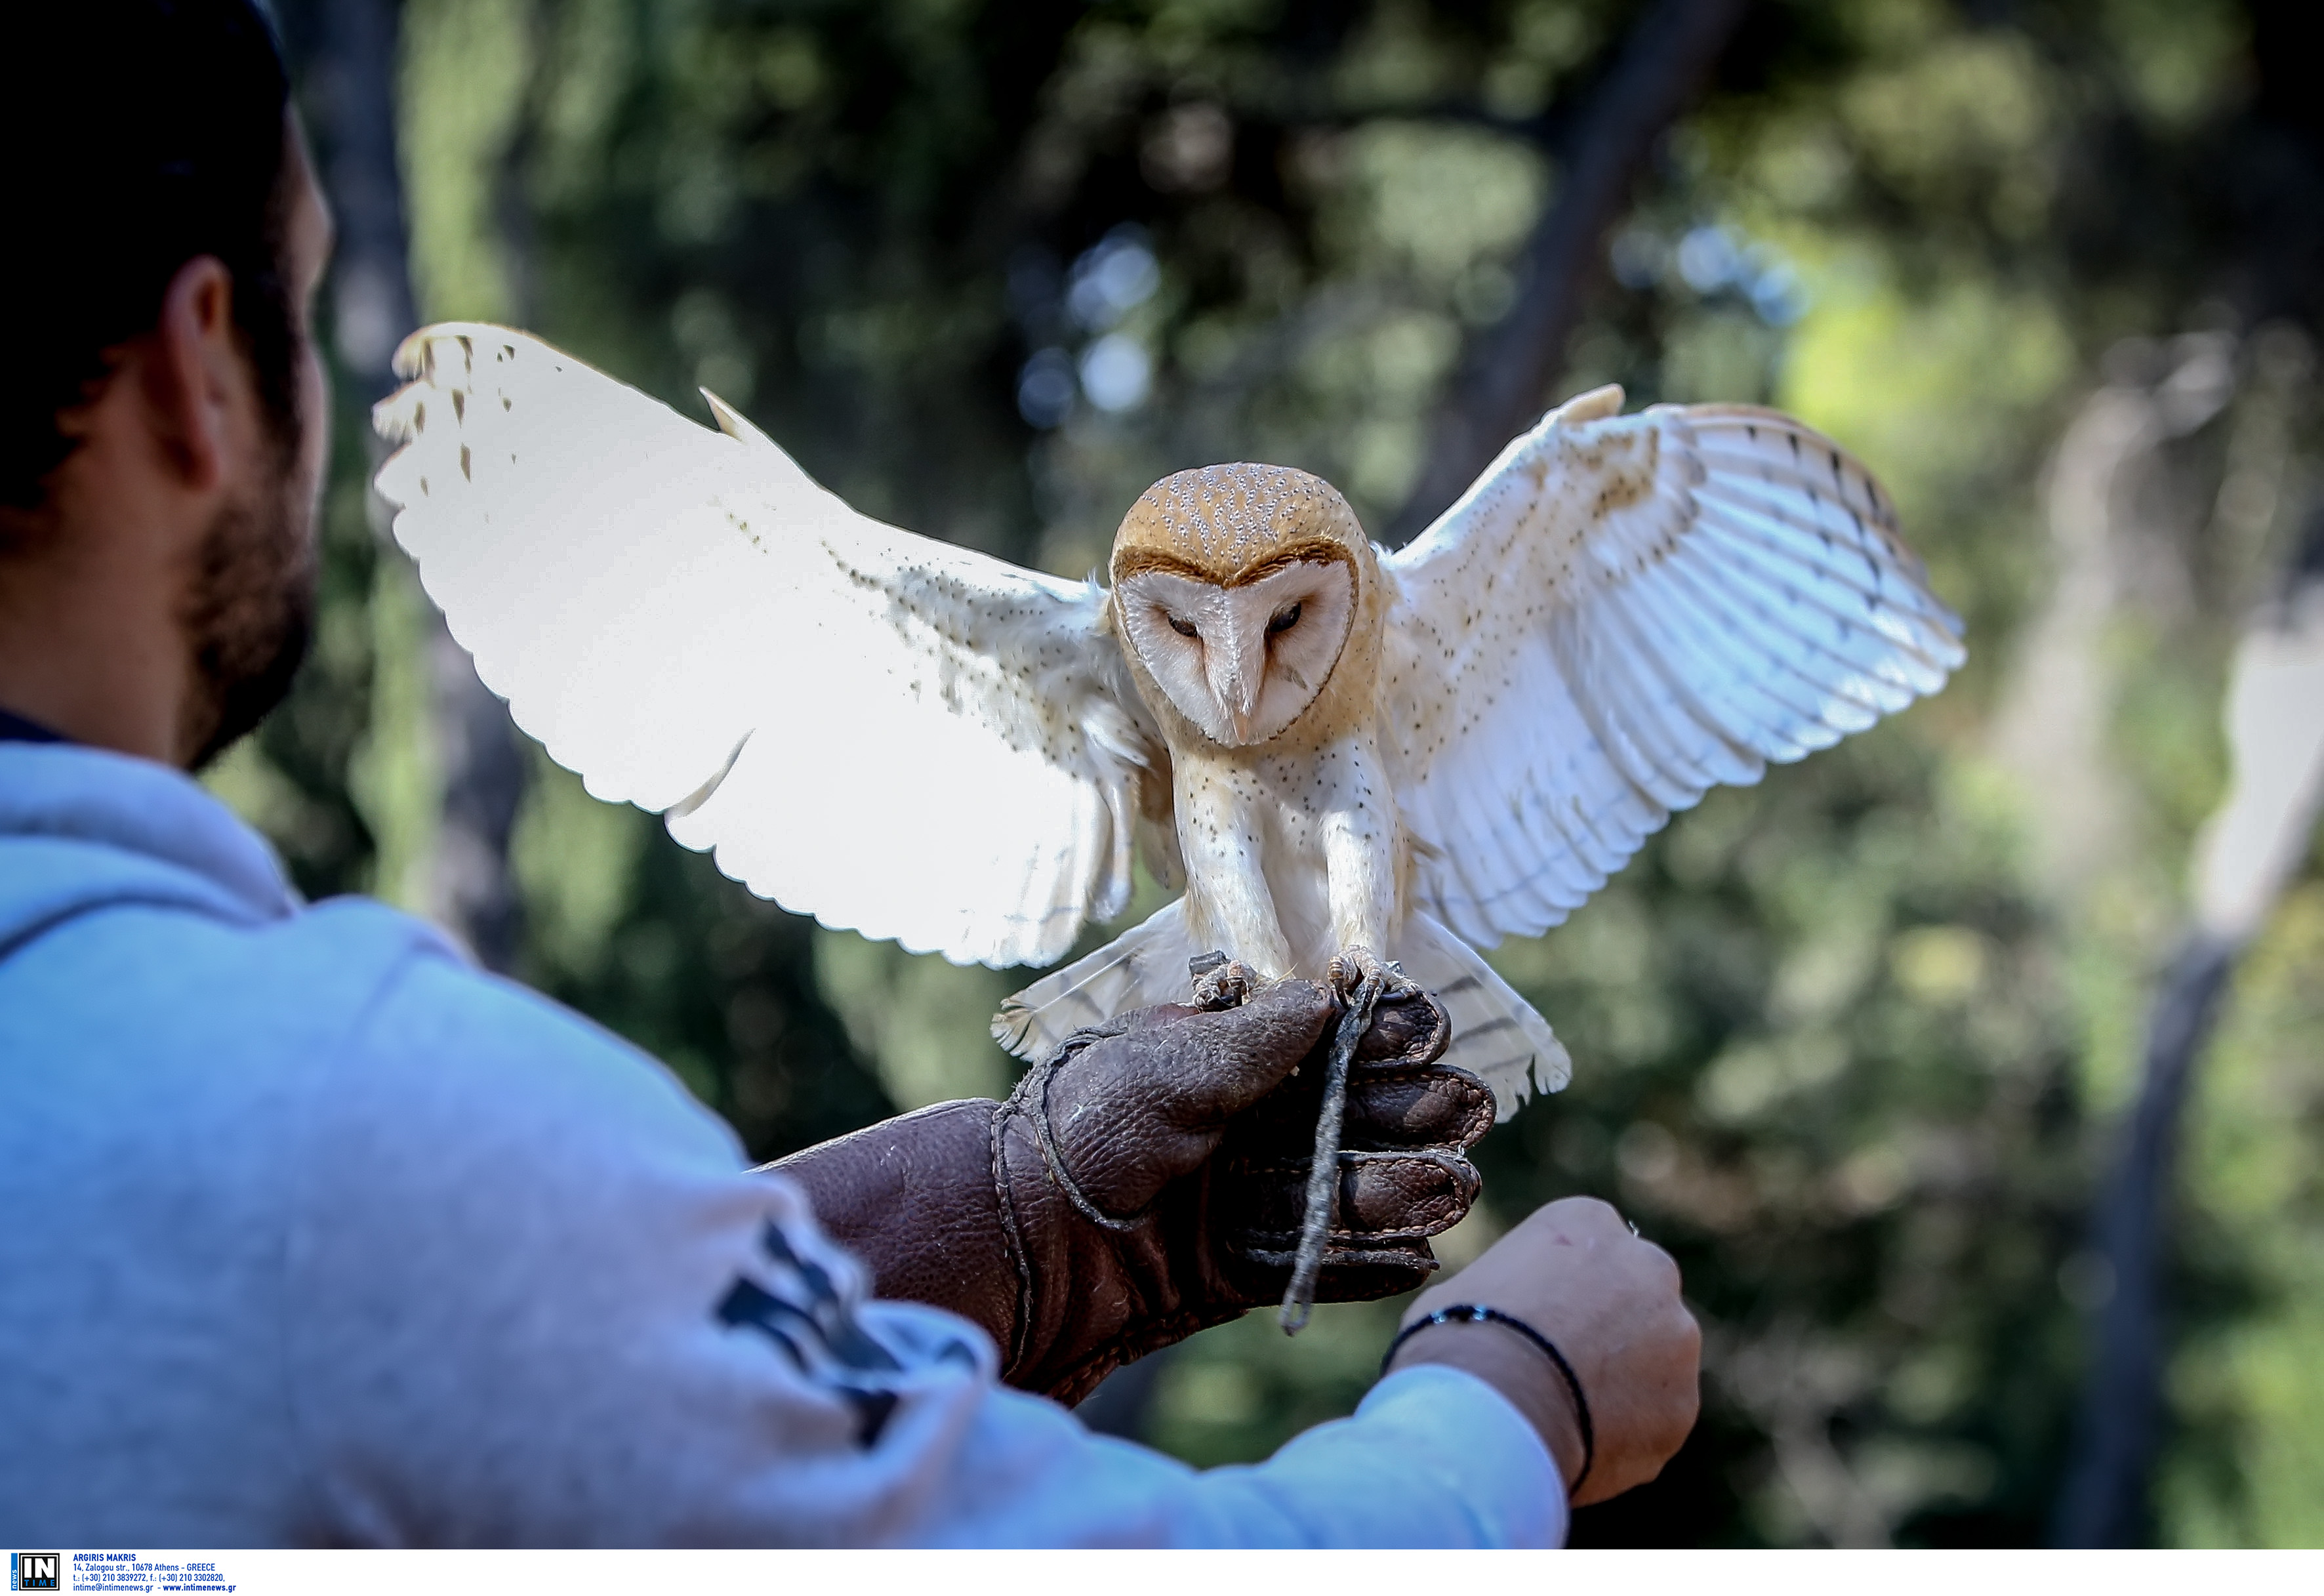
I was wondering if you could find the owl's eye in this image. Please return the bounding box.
[1267,602,1302,636]
[1167,613,1200,639]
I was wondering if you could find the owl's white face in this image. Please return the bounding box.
[1116,558,1355,747]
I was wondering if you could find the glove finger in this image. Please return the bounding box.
[1039,978,1335,1218]
[1355,987,1450,1066]
[1309,1254,1439,1302]
[1145,977,1337,1122]
[1343,1062,1494,1151]
[1089,967,1321,1044]
[1228,1058,1493,1153]
[1223,1147,1480,1243]
[1233,1248,1440,1304]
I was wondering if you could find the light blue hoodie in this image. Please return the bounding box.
[0,741,1560,1547]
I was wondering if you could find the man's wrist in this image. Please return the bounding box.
[1386,1317,1587,1491]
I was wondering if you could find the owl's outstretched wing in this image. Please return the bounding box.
[373,323,1158,968]
[1381,386,1963,949]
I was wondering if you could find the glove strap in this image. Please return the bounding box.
[989,1025,1159,1387]
[1380,1303,1596,1493]
[1004,1026,1149,1234]
[987,1104,1038,1374]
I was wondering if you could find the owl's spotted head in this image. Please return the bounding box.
[1109,462,1366,747]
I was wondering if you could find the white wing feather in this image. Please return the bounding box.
[1384,387,1964,948]
[372,323,1157,969]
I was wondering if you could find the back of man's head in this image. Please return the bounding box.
[2,0,296,513]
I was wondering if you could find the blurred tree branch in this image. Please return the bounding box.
[2054,515,2324,1546]
[2050,932,2236,1547]
[297,0,415,383]
[1388,0,1751,543]
[283,0,527,972]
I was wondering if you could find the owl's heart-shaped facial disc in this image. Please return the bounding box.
[1116,558,1354,746]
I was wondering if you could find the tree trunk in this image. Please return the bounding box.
[288,0,527,972]
[1388,0,1753,544]
[2049,933,2237,1547]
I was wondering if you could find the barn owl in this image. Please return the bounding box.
[373,325,1963,1117]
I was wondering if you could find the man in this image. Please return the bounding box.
[0,0,1699,1548]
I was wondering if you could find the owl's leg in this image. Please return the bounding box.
[1317,743,1405,984]
[1175,777,1295,981]
[1270,751,1419,1334]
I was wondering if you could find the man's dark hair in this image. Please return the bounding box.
[2,0,298,511]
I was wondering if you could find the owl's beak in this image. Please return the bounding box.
[1225,680,1267,742]
[1200,598,1273,743]
[1209,652,1263,743]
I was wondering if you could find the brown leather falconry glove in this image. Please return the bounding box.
[773,976,1494,1406]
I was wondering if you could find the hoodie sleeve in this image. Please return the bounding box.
[283,930,1564,1548]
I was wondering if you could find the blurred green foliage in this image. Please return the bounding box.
[223,0,2324,1547]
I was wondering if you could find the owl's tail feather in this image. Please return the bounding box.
[991,899,1205,1062]
[995,901,1570,1123]
[1394,910,1570,1122]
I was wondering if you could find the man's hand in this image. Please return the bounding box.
[775,977,1494,1404]
[1388,1197,1700,1506]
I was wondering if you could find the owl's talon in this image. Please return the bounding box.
[1190,958,1255,1010]
[1327,947,1420,1008]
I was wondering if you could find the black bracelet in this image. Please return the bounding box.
[1381,1303,1595,1494]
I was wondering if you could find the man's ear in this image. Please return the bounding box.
[141,255,245,493]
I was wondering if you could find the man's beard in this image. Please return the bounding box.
[176,432,317,772]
